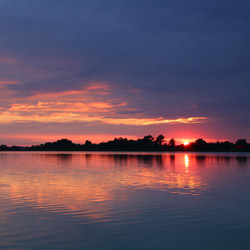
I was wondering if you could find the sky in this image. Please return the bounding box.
[0,0,250,146]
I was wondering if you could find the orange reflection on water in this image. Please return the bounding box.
[185,154,189,170]
[0,153,210,221]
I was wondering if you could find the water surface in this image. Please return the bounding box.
[0,152,250,250]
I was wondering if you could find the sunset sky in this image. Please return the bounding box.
[0,0,250,145]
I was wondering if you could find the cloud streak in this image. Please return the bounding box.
[0,81,209,126]
[0,110,208,126]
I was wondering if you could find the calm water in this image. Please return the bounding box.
[0,152,250,250]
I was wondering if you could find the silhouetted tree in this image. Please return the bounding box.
[235,139,247,146]
[57,139,73,145]
[142,135,154,141]
[0,145,8,150]
[85,140,92,146]
[235,139,248,150]
[1,135,250,152]
[156,135,165,145]
[135,135,156,150]
[192,138,207,151]
[84,140,92,150]
[168,138,175,148]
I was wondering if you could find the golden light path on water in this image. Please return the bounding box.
[185,154,190,170]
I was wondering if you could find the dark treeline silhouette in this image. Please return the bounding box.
[0,136,250,152]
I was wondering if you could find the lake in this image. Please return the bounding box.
[0,152,250,250]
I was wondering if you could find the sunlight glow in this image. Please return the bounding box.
[184,154,189,169]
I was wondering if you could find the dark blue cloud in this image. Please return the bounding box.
[0,0,250,138]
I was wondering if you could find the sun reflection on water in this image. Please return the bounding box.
[184,154,189,170]
[0,152,216,221]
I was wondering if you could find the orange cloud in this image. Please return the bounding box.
[0,110,208,126]
[30,82,112,100]
[105,117,208,126]
[8,101,122,112]
[0,82,210,127]
[0,80,19,85]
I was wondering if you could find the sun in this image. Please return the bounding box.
[184,141,190,146]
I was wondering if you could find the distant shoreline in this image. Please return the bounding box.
[1,150,250,153]
[1,136,250,152]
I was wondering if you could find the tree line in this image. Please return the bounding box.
[0,136,250,152]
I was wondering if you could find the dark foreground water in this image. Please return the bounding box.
[0,152,250,250]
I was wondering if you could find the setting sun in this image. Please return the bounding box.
[184,141,190,146]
